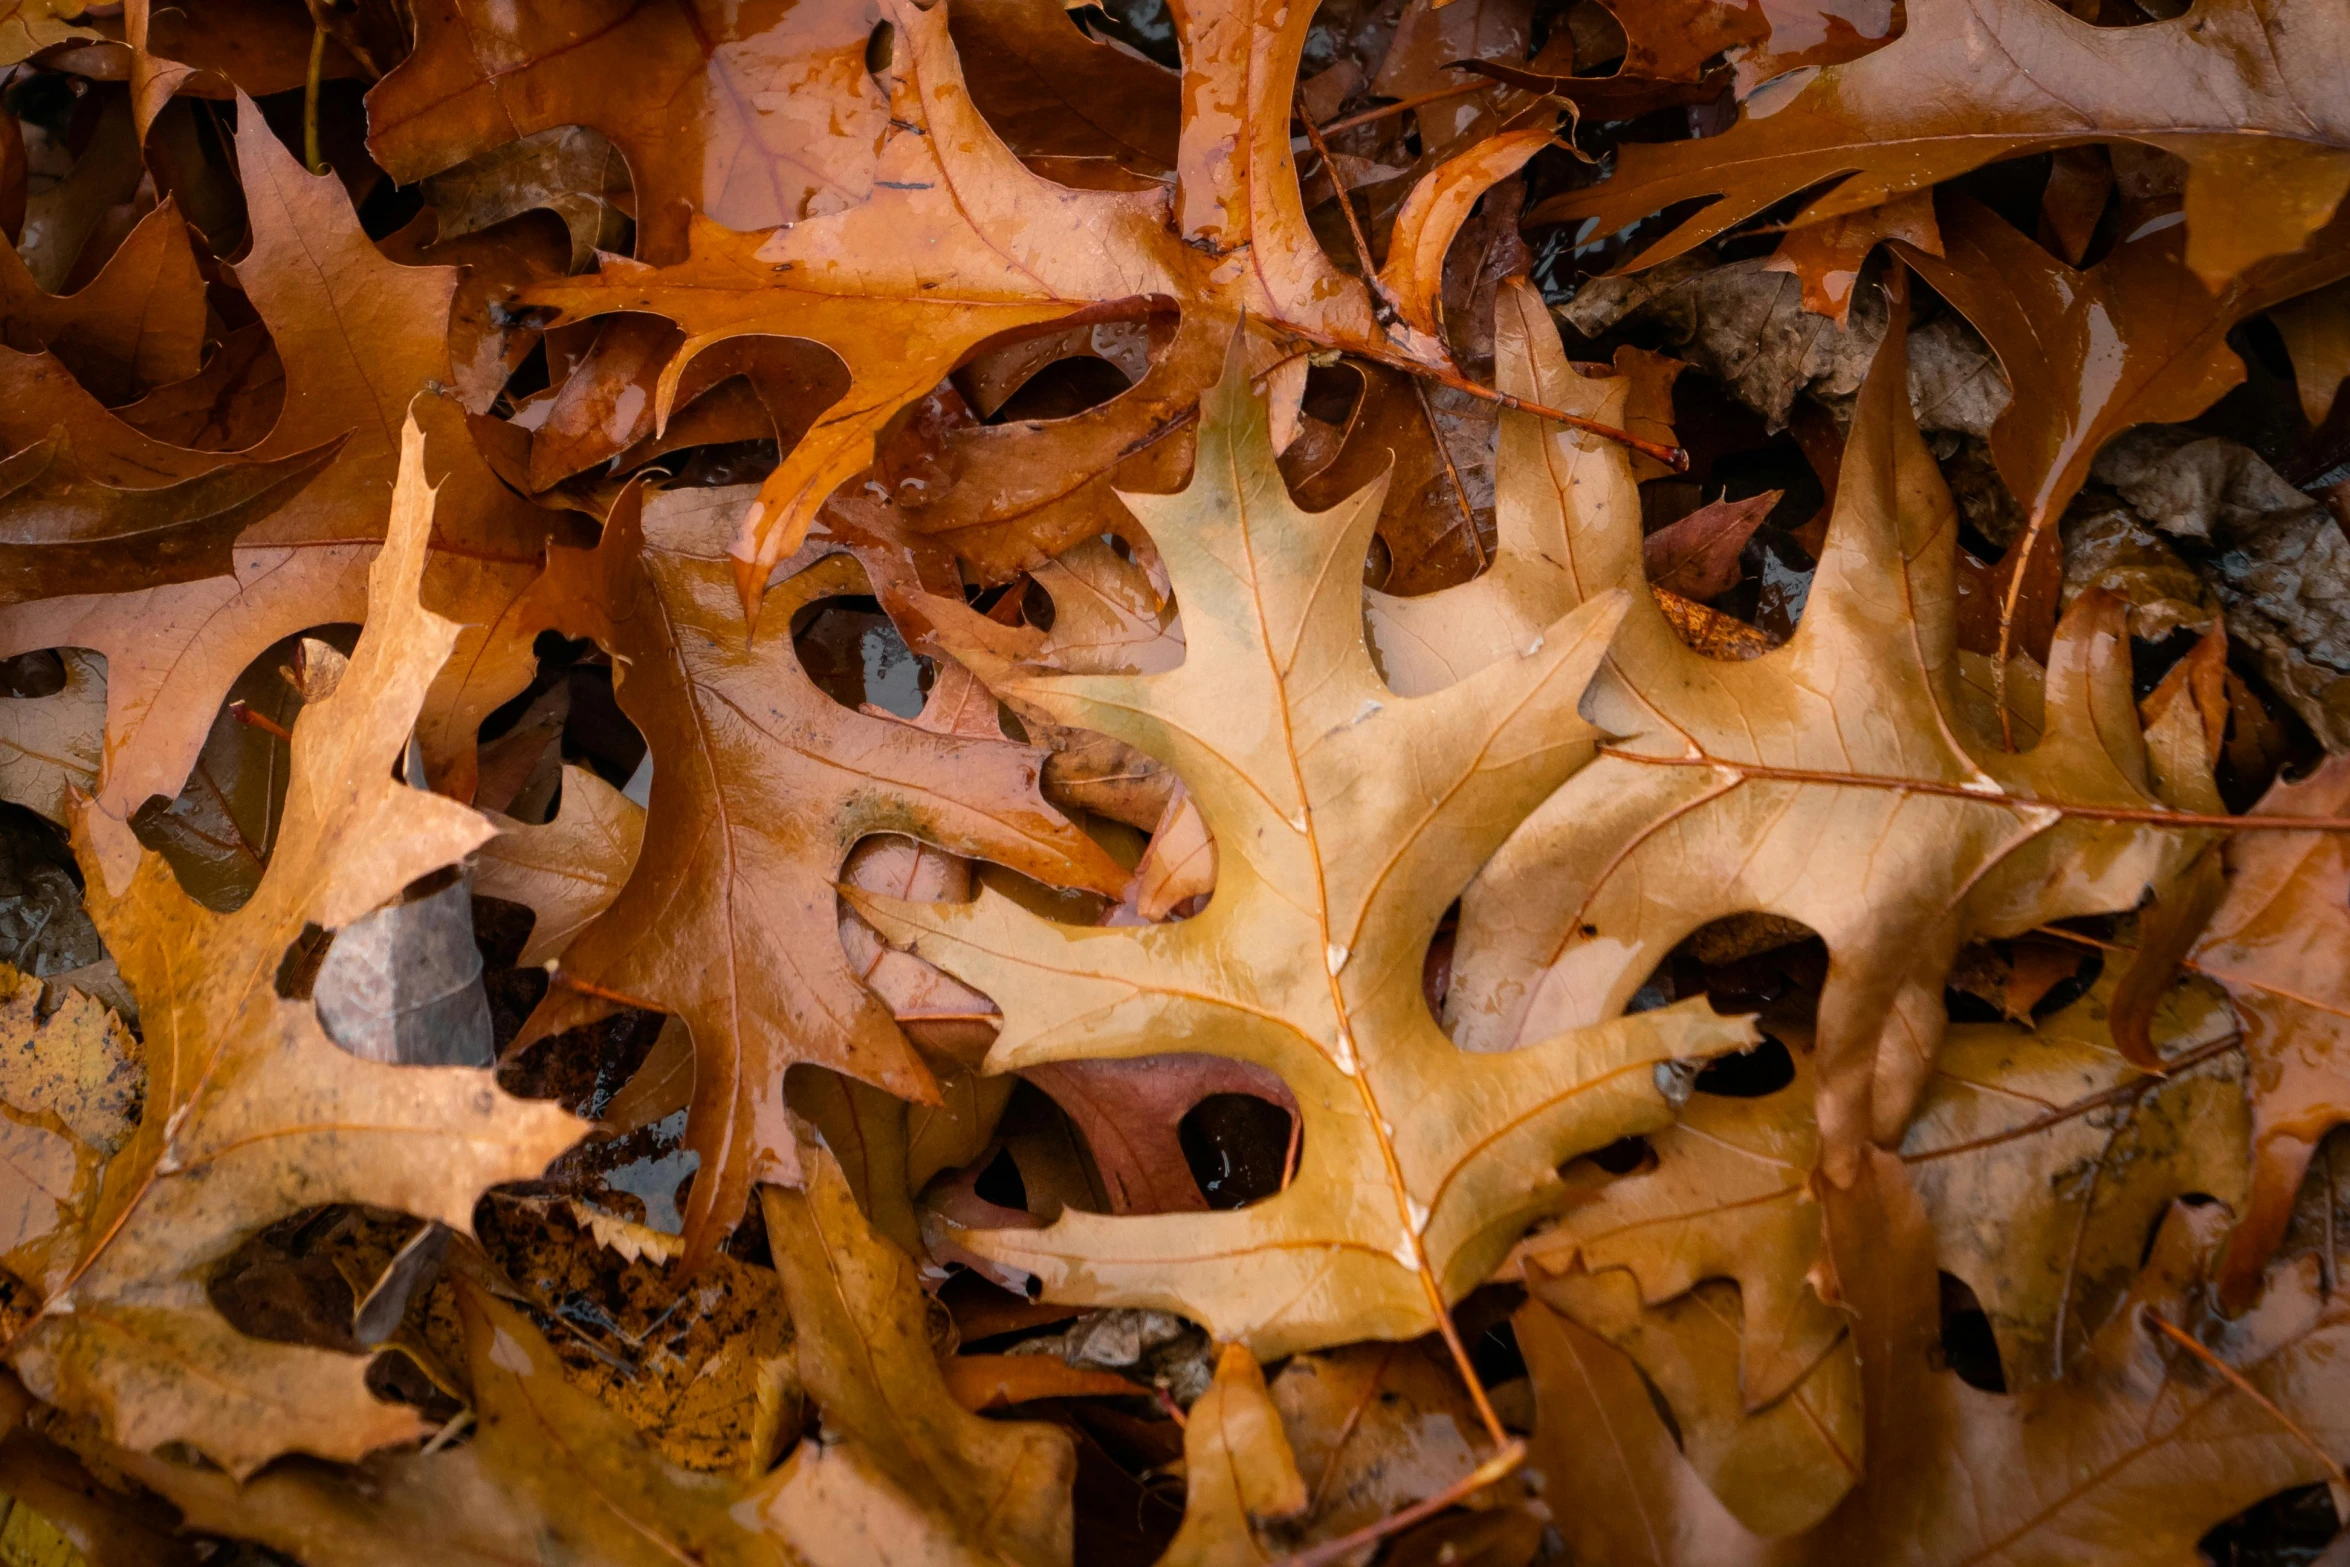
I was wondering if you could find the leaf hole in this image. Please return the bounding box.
[989,355,1138,425]
[1022,575,1058,632]
[1177,1092,1298,1210]
[793,596,935,719]
[1584,1135,1655,1177]
[2197,1482,2340,1566]
[0,803,105,980]
[1692,1034,1796,1098]
[1423,899,1459,1028]
[0,649,67,699]
[1936,1271,2007,1393]
[130,625,358,913]
[1069,0,1180,72]
[1621,913,1823,1020]
[1469,1312,1528,1386]
[973,1144,1030,1212]
[865,19,896,75]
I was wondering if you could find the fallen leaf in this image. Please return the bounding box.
[0,418,583,1477]
[1530,1266,1863,1537]
[1446,290,2197,1177]
[1379,129,1553,346]
[312,875,494,1068]
[949,0,1180,182]
[0,1,97,67]
[0,93,555,875]
[521,0,1480,605]
[1594,0,1900,95]
[0,198,204,403]
[515,481,1126,1263]
[2185,755,2350,1306]
[940,1353,1150,1411]
[1158,1342,1307,1566]
[762,1140,1077,1565]
[1545,0,2350,285]
[1641,490,1781,601]
[419,125,634,273]
[1903,968,2246,1386]
[118,1279,807,1566]
[1523,1149,2350,1564]
[473,763,646,968]
[0,961,137,1157]
[367,0,890,265]
[0,645,100,823]
[1899,192,2350,549]
[855,339,1751,1356]
[1763,190,1941,325]
[1518,1039,1843,1417]
[0,428,341,606]
[2271,277,2350,429]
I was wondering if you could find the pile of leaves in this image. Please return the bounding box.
[0,0,2345,1560]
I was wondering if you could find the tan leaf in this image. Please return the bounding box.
[0,419,584,1477]
[2186,755,2350,1306]
[1523,1151,2350,1565]
[474,763,646,968]
[761,1141,1076,1566]
[118,1280,805,1567]
[1902,969,2246,1385]
[1445,288,2198,1175]
[854,338,1752,1357]
[1158,1343,1307,1566]
[0,646,100,824]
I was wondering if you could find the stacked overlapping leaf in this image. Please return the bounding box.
[0,0,2345,1560]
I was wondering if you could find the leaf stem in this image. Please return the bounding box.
[1276,1440,1526,1567]
[1902,1031,2241,1164]
[303,24,328,176]
[2145,1312,2350,1488]
[1319,335,1690,469]
[1990,518,2052,753]
[548,967,664,1011]
[1305,81,1486,139]
[1594,748,2350,830]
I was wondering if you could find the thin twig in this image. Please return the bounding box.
[302,24,329,175]
[1307,81,1486,139]
[1318,333,1688,468]
[1297,109,1390,319]
[2049,1121,2120,1382]
[1154,1384,1189,1428]
[1903,1032,2242,1165]
[1277,1441,1527,1567]
[2327,1138,2340,1298]
[2146,1313,2350,1488]
[1411,375,1488,573]
[1594,748,2350,831]
[1308,1342,1396,1520]
[228,701,294,743]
